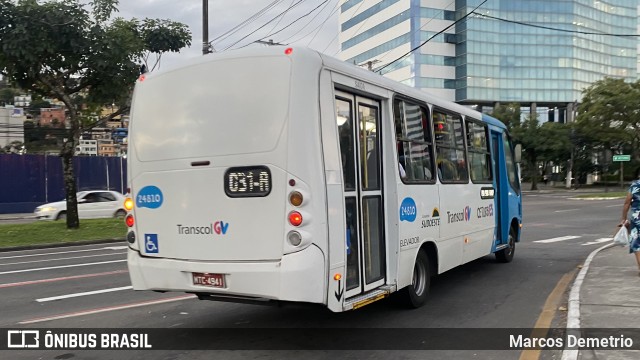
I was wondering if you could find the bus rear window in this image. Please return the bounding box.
[131,57,291,161]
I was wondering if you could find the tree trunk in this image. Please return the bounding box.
[61,139,79,229]
[529,157,538,191]
[59,95,81,229]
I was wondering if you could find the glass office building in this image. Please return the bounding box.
[339,0,638,121]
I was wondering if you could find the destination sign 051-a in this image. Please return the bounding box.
[612,155,630,162]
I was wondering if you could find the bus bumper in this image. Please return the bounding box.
[127,244,325,304]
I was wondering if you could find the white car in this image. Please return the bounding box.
[34,190,127,221]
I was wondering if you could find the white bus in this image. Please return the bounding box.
[125,47,522,312]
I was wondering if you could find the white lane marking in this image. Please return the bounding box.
[606,204,621,208]
[0,270,128,289]
[19,295,196,324]
[0,245,127,260]
[0,241,124,259]
[533,236,582,243]
[581,238,612,246]
[554,209,579,213]
[36,286,133,302]
[0,260,126,275]
[560,243,614,360]
[0,252,126,266]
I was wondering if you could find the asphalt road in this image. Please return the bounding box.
[0,191,624,359]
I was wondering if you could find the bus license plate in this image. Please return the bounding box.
[192,272,225,288]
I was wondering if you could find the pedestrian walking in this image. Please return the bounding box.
[619,167,640,275]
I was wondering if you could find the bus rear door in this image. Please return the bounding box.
[335,90,386,302]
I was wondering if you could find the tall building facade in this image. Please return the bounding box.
[339,0,638,122]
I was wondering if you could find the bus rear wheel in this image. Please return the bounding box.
[400,250,430,308]
[496,226,516,263]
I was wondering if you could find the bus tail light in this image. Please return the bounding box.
[289,191,303,206]
[288,211,303,226]
[124,197,134,211]
[127,231,136,244]
[125,214,135,227]
[287,231,302,246]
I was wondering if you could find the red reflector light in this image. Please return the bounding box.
[284,48,293,55]
[125,214,135,227]
[138,75,145,82]
[288,211,302,226]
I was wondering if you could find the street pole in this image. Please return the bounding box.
[202,0,210,55]
[621,161,624,189]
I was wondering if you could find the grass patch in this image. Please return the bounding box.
[0,218,126,248]
[574,192,627,199]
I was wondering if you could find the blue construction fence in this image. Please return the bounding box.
[0,154,127,214]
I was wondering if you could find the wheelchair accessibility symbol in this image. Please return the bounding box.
[145,234,158,253]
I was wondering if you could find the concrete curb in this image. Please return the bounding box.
[567,197,626,201]
[560,242,615,360]
[0,238,126,252]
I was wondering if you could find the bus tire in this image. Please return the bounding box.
[496,226,516,263]
[400,250,430,308]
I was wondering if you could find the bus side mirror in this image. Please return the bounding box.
[514,144,522,163]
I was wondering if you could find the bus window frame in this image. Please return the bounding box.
[503,131,521,194]
[465,118,493,184]
[392,95,436,185]
[432,107,469,184]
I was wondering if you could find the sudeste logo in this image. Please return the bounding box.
[399,197,417,222]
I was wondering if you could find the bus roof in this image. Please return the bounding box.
[147,46,507,131]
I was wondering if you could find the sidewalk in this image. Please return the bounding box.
[0,213,35,220]
[571,245,640,360]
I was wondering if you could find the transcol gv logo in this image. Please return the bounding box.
[176,221,229,235]
[464,206,472,221]
[447,206,472,223]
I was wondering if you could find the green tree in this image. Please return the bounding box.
[576,77,640,184]
[0,87,18,105]
[0,0,191,228]
[492,104,573,189]
[491,103,521,132]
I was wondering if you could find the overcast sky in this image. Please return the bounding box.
[117,0,341,69]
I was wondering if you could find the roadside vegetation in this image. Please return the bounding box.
[0,219,126,248]
[573,192,627,199]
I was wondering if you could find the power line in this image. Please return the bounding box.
[279,0,336,43]
[222,0,306,51]
[376,0,487,74]
[261,0,298,44]
[304,0,341,47]
[372,0,456,66]
[210,0,285,45]
[323,0,369,55]
[471,12,640,37]
[255,0,330,43]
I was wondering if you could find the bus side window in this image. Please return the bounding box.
[336,98,356,190]
[393,98,434,183]
[466,120,492,183]
[434,110,467,183]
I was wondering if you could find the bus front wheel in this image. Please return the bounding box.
[496,227,517,263]
[400,250,430,308]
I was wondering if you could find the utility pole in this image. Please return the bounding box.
[202,0,211,55]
